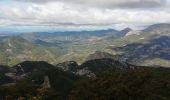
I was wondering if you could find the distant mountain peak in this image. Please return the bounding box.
[120,27,133,36]
[122,27,132,31]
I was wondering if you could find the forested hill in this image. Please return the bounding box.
[0,59,170,100]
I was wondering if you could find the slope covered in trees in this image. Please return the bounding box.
[0,60,170,99]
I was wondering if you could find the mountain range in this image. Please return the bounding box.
[0,23,170,99]
[0,23,170,67]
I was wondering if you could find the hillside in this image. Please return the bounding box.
[0,60,170,99]
[70,67,170,100]
[0,23,170,67]
[0,61,79,100]
[104,23,170,67]
[0,36,58,66]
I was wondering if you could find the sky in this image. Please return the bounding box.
[0,0,170,32]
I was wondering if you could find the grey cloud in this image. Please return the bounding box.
[115,0,166,8]
[15,0,166,8]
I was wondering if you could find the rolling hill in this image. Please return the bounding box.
[0,23,170,67]
[0,36,58,66]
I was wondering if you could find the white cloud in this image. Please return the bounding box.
[0,0,170,28]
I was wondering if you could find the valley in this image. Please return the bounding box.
[0,23,170,99]
[0,23,170,67]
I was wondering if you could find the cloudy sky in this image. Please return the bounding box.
[0,0,170,32]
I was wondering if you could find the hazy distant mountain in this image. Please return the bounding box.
[143,23,170,33]
[21,29,119,42]
[120,27,132,36]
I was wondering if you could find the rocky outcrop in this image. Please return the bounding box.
[76,68,96,78]
[57,61,78,73]
[125,30,141,37]
[41,76,51,89]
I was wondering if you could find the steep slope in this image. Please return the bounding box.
[120,27,132,36]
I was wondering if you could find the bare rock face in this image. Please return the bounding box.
[41,76,51,89]
[56,61,96,78]
[125,30,141,37]
[76,68,96,79]
[57,61,78,73]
